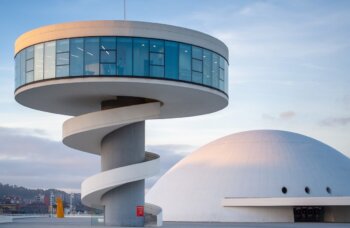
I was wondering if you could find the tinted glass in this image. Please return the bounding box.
[179,44,191,81]
[117,38,132,75]
[192,46,202,60]
[101,50,116,63]
[20,51,25,85]
[26,46,34,59]
[84,38,99,75]
[101,37,116,50]
[212,53,219,88]
[192,59,202,72]
[150,65,164,78]
[101,64,116,75]
[57,39,69,53]
[57,52,69,65]
[26,59,34,72]
[203,50,212,86]
[26,71,34,83]
[192,71,203,84]
[150,53,164,65]
[150,39,164,53]
[34,44,44,81]
[15,55,20,88]
[133,38,149,76]
[165,41,179,80]
[44,41,56,79]
[56,65,69,77]
[70,38,84,76]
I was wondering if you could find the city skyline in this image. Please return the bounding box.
[0,0,349,193]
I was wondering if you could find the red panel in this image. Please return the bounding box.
[136,205,144,217]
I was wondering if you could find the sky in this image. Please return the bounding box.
[0,0,349,193]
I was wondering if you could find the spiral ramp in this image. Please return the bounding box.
[63,101,163,226]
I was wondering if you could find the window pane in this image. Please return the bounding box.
[101,50,116,63]
[117,38,132,75]
[26,59,34,72]
[26,46,34,59]
[70,38,84,76]
[15,54,20,88]
[165,41,178,80]
[150,65,164,78]
[44,41,56,79]
[212,53,219,88]
[179,44,191,81]
[220,68,224,80]
[56,65,69,77]
[219,79,224,91]
[133,38,149,76]
[20,51,25,85]
[34,44,44,81]
[57,39,69,53]
[150,39,164,53]
[26,71,34,83]
[100,64,116,75]
[57,52,69,65]
[192,59,202,72]
[192,46,202,60]
[203,50,212,86]
[101,37,116,50]
[220,56,225,69]
[84,38,99,75]
[150,53,164,65]
[192,71,203,84]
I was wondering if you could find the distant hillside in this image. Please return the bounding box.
[0,183,71,201]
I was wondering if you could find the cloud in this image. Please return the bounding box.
[320,117,350,127]
[279,111,296,120]
[262,111,296,121]
[0,127,191,193]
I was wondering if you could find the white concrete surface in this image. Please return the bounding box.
[147,130,350,222]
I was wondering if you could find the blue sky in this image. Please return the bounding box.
[0,0,349,192]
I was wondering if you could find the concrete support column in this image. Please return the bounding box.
[100,121,145,227]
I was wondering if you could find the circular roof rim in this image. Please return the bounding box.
[14,20,229,60]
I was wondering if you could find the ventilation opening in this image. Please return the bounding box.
[326,187,332,194]
[293,206,324,222]
[281,187,287,194]
[305,187,310,194]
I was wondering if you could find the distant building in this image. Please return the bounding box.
[147,130,350,223]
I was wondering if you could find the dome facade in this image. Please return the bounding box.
[146,130,350,222]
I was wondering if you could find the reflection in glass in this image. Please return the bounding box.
[70,38,84,76]
[192,71,203,84]
[57,53,69,65]
[165,41,178,80]
[117,38,132,75]
[26,71,34,83]
[179,44,191,81]
[192,59,202,72]
[26,59,34,72]
[150,39,164,53]
[212,53,219,88]
[26,46,34,59]
[101,64,116,75]
[34,44,44,81]
[20,51,25,85]
[203,50,212,86]
[150,65,164,78]
[150,53,164,65]
[101,37,116,50]
[56,65,69,77]
[44,41,56,79]
[192,46,203,60]
[101,50,116,63]
[57,39,69,53]
[133,38,149,76]
[84,38,99,75]
[15,55,20,88]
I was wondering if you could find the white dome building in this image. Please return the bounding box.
[146,130,350,223]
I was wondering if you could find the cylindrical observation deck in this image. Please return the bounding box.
[14,20,229,227]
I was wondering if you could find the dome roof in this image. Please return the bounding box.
[146,130,350,221]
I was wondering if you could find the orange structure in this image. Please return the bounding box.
[56,197,64,218]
